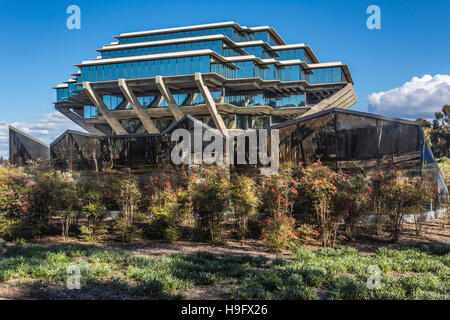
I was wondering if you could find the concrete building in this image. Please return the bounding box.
[7,22,447,196]
[54,21,356,137]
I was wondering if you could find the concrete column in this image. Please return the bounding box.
[118,79,160,134]
[183,93,198,106]
[83,82,128,135]
[55,105,105,135]
[155,76,184,121]
[194,72,228,136]
[151,95,164,108]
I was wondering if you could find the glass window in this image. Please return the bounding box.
[132,62,139,78]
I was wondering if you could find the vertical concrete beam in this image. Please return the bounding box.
[118,79,160,134]
[194,73,228,136]
[83,82,128,135]
[155,76,184,121]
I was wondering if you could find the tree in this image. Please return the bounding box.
[415,118,431,128]
[427,105,450,158]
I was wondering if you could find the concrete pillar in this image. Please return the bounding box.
[83,82,128,135]
[118,79,160,134]
[194,73,228,137]
[155,76,184,121]
[55,105,105,135]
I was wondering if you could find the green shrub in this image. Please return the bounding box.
[230,174,260,239]
[146,177,191,243]
[149,208,180,243]
[115,174,143,243]
[189,167,231,243]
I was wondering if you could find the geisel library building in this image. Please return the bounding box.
[8,21,448,195]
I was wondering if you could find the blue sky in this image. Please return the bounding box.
[0,0,449,157]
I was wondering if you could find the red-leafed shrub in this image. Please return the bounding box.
[297,162,338,247]
[261,213,297,251]
[334,173,371,240]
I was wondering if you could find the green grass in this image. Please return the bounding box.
[233,245,450,300]
[0,243,448,300]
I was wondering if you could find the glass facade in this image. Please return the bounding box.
[276,49,312,63]
[50,117,215,171]
[47,108,448,198]
[102,40,225,58]
[264,94,306,108]
[244,46,277,59]
[304,67,344,84]
[77,56,346,85]
[118,26,280,45]
[9,127,50,166]
[119,27,236,44]
[83,106,98,119]
[80,55,212,82]
[273,109,447,194]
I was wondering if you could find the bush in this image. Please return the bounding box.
[368,171,388,235]
[383,172,431,242]
[334,173,371,240]
[295,224,320,245]
[261,213,297,251]
[230,174,260,239]
[190,167,231,243]
[410,178,434,237]
[149,208,180,243]
[146,174,191,243]
[298,162,338,247]
[115,174,143,243]
[51,172,79,240]
[0,167,33,240]
[259,168,297,216]
[79,186,108,242]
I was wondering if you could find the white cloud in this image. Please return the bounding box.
[0,112,85,159]
[368,74,450,119]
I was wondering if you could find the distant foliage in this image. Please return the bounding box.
[416,105,449,158]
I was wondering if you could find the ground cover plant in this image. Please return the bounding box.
[0,242,448,300]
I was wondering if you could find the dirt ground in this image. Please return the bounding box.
[1,218,449,300]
